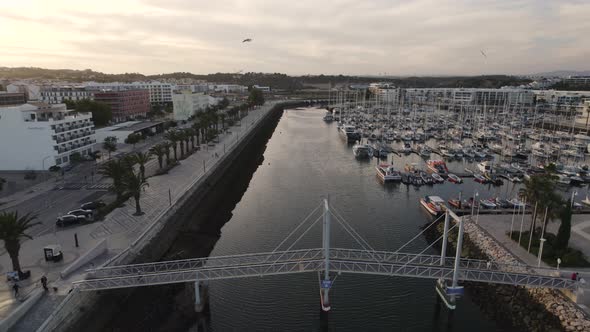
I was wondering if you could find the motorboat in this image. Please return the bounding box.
[494,197,510,208]
[447,199,462,209]
[555,174,571,186]
[477,161,493,174]
[420,196,446,215]
[419,171,434,185]
[474,174,487,183]
[352,142,372,159]
[339,125,362,143]
[401,143,412,154]
[440,148,455,159]
[507,198,526,208]
[447,173,462,183]
[376,164,402,182]
[480,198,497,209]
[426,160,449,176]
[323,113,334,122]
[431,173,444,183]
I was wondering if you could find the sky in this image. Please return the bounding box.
[1,0,589,76]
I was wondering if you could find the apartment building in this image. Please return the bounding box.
[172,91,219,121]
[94,89,150,122]
[40,86,94,104]
[0,102,96,170]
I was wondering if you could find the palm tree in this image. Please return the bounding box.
[182,129,191,154]
[149,144,165,169]
[185,128,196,150]
[192,123,201,146]
[132,152,152,181]
[177,130,186,158]
[122,170,149,215]
[220,113,226,130]
[164,130,179,160]
[0,211,40,273]
[162,141,172,166]
[98,159,128,201]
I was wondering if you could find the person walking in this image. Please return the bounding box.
[41,275,48,291]
[12,283,20,297]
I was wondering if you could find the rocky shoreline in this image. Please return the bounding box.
[426,217,590,331]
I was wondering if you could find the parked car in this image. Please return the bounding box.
[56,214,86,227]
[62,164,74,172]
[80,201,106,210]
[67,209,93,218]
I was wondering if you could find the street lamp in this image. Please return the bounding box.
[571,190,578,208]
[471,191,479,221]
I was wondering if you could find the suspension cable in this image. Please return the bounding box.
[262,214,323,272]
[329,211,371,252]
[393,223,458,274]
[271,201,322,253]
[330,205,375,252]
[394,213,446,253]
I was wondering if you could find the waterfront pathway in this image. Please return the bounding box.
[0,102,278,331]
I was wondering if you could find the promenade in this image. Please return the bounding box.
[0,102,278,331]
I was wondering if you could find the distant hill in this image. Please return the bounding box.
[0,66,530,90]
[530,70,590,78]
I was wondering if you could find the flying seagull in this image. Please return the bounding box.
[480,50,487,58]
[242,38,252,43]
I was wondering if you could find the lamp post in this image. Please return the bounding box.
[510,198,517,239]
[471,191,479,221]
[571,190,578,208]
[557,258,561,270]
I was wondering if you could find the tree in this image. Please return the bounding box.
[132,152,152,181]
[177,130,186,158]
[125,133,142,148]
[103,136,118,158]
[248,87,265,106]
[0,211,40,273]
[162,141,172,165]
[122,170,149,215]
[98,159,128,201]
[220,113,226,130]
[63,98,77,110]
[164,131,179,160]
[182,129,191,154]
[218,97,230,109]
[192,123,201,146]
[149,144,166,169]
[185,128,196,150]
[72,99,112,127]
[556,205,572,250]
[70,152,83,164]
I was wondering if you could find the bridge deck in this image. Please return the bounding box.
[74,248,577,291]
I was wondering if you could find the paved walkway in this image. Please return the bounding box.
[476,213,590,272]
[0,103,278,329]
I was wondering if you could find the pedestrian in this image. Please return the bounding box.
[41,275,48,291]
[486,261,492,269]
[12,283,19,297]
[571,272,577,281]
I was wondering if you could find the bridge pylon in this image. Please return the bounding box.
[436,210,465,310]
[320,198,332,312]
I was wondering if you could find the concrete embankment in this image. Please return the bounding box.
[36,102,304,332]
[425,218,590,331]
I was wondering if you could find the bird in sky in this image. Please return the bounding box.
[242,38,252,43]
[480,50,487,58]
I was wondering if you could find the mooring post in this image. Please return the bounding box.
[321,198,331,311]
[440,211,450,266]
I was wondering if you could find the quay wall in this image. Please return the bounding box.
[427,217,590,331]
[36,102,304,332]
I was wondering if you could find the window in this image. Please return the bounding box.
[55,158,62,165]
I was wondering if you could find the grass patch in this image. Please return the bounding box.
[507,231,590,268]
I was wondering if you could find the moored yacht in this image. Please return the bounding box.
[426,160,448,176]
[352,142,372,159]
[420,196,446,216]
[339,125,361,143]
[376,164,402,182]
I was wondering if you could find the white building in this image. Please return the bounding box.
[208,84,248,93]
[6,83,41,101]
[172,91,219,121]
[253,85,271,92]
[84,81,173,104]
[40,86,94,104]
[0,103,96,170]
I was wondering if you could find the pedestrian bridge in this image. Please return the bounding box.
[73,200,580,310]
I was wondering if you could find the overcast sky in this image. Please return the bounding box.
[1,0,589,76]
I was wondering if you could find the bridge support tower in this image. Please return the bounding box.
[436,210,465,310]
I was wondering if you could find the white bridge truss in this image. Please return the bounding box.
[74,247,576,291]
[73,200,579,296]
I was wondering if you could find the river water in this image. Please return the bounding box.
[201,107,518,331]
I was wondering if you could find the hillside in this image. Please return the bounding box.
[0,67,530,90]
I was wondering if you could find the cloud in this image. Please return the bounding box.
[0,0,588,75]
